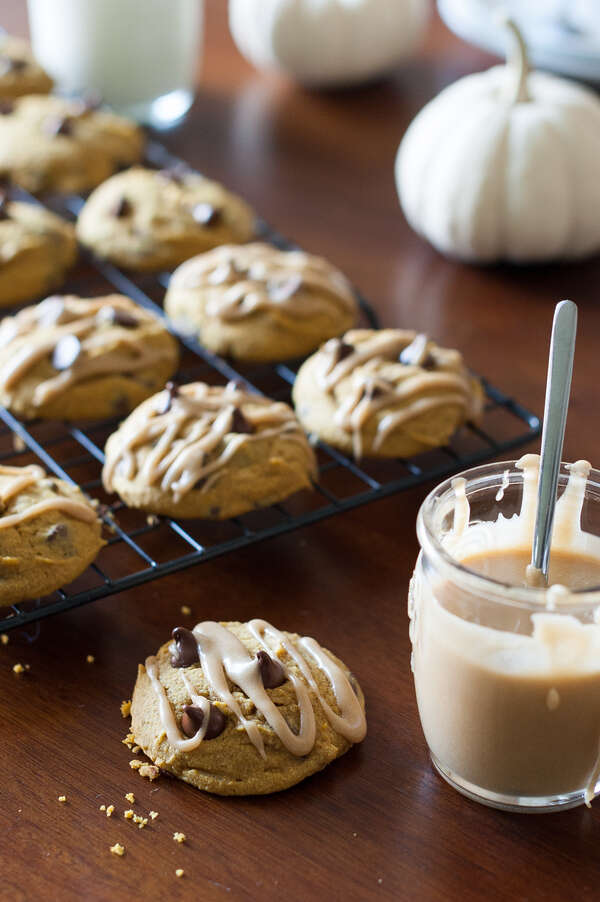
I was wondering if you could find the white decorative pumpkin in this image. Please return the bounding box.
[228,0,429,88]
[395,21,600,263]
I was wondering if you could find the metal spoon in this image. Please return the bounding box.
[530,300,578,584]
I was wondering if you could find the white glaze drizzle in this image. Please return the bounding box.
[144,619,365,758]
[0,294,174,406]
[103,381,316,502]
[170,242,356,322]
[316,330,482,459]
[0,463,98,529]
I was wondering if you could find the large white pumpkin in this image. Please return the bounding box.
[395,21,600,263]
[228,0,429,88]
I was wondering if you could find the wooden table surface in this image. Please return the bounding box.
[3,3,600,900]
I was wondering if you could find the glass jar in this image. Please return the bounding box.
[409,459,600,812]
[27,0,203,128]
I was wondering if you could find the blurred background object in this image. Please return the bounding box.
[439,0,600,83]
[26,0,204,127]
[228,0,430,88]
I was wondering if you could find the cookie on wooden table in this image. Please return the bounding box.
[0,189,77,306]
[164,242,358,362]
[0,294,179,421]
[292,329,485,459]
[130,618,367,795]
[0,36,53,100]
[0,463,103,605]
[102,381,317,519]
[0,95,144,193]
[76,166,256,271]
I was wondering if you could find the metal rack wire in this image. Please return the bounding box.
[0,141,541,631]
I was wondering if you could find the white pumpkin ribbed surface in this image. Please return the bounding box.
[228,0,429,88]
[396,66,600,263]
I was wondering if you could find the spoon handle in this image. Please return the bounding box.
[532,300,578,579]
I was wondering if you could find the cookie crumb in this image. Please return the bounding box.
[125,792,135,804]
[99,805,106,812]
[149,811,159,820]
[181,605,191,615]
[106,805,115,817]
[129,759,142,770]
[175,869,184,878]
[13,434,26,452]
[1,634,8,645]
[377,878,383,885]
[146,514,159,526]
[173,832,186,844]
[58,796,67,803]
[352,832,358,838]
[86,654,95,664]
[12,663,25,675]
[120,700,132,718]
[134,815,148,829]
[132,745,140,754]
[110,843,125,857]
[124,809,134,820]
[138,764,160,781]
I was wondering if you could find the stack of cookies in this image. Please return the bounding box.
[0,32,484,609]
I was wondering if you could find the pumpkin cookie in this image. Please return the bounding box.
[292,329,485,459]
[102,381,317,519]
[0,294,179,421]
[0,36,53,100]
[76,166,256,271]
[0,189,77,306]
[130,619,366,795]
[0,95,144,194]
[164,242,358,362]
[0,463,103,605]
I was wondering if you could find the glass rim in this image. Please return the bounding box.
[417,458,600,612]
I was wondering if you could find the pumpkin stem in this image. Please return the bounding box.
[503,18,530,104]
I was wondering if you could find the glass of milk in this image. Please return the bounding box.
[27,0,203,127]
[409,456,600,812]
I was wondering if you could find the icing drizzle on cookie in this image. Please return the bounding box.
[102,381,316,502]
[316,330,483,458]
[0,294,174,408]
[170,242,357,322]
[144,619,366,758]
[0,463,98,529]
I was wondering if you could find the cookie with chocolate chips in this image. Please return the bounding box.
[293,328,485,459]
[0,463,103,606]
[102,381,317,520]
[164,242,358,362]
[0,293,179,421]
[0,95,143,193]
[129,619,366,795]
[0,196,77,306]
[76,166,256,272]
[0,36,53,100]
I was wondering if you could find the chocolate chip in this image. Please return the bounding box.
[37,296,67,328]
[46,523,68,542]
[170,626,199,668]
[96,306,139,328]
[230,408,254,434]
[0,101,13,115]
[181,703,226,740]
[44,115,74,137]
[267,274,303,304]
[112,196,132,218]
[158,381,179,415]
[209,505,221,517]
[256,650,286,689]
[51,334,81,370]
[191,203,221,227]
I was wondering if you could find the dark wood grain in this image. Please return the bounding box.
[2,3,600,900]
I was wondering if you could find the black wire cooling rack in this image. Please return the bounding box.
[0,140,541,632]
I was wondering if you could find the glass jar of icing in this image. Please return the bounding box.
[409,455,600,812]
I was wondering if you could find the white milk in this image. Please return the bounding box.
[27,0,203,126]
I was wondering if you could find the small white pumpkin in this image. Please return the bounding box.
[395,20,600,263]
[228,0,429,88]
